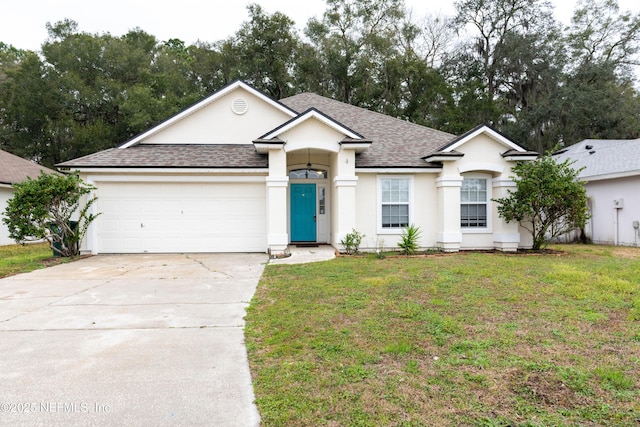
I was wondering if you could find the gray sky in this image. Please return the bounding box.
[0,0,639,51]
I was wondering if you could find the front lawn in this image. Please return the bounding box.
[246,245,640,426]
[0,242,56,278]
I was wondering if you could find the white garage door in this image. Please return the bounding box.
[95,181,266,253]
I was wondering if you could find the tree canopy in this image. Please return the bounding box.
[493,154,590,250]
[1,0,639,167]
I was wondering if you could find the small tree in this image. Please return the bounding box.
[2,172,100,257]
[493,154,590,250]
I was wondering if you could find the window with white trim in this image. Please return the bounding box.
[461,177,488,228]
[379,177,410,229]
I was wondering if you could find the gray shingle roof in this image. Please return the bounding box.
[0,149,56,185]
[57,90,458,170]
[553,139,640,179]
[57,145,268,169]
[279,93,455,168]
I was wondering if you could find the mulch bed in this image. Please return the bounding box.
[337,248,568,258]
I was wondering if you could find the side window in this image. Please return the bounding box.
[380,177,410,229]
[461,177,488,228]
[319,187,325,215]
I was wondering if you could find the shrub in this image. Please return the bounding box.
[2,172,100,257]
[340,229,364,254]
[398,224,421,255]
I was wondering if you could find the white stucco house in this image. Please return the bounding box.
[554,138,640,246]
[0,149,56,245]
[57,80,538,255]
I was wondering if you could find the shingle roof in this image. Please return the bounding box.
[279,93,455,168]
[553,139,640,179]
[57,145,268,169]
[0,149,55,185]
[57,90,458,170]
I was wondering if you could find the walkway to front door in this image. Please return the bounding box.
[290,183,316,242]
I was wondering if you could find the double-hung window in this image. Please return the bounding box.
[380,177,410,229]
[461,177,488,228]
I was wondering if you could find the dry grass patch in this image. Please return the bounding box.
[613,246,640,259]
[246,245,640,426]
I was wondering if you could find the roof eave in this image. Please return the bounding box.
[502,151,539,162]
[355,166,442,173]
[438,124,527,153]
[260,108,364,140]
[422,151,465,162]
[253,138,286,154]
[340,138,372,153]
[578,169,640,182]
[56,166,270,174]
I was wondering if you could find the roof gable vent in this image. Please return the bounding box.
[231,98,249,115]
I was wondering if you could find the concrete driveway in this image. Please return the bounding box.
[0,253,266,426]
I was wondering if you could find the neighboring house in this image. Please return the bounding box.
[554,139,640,246]
[57,80,537,255]
[0,149,56,245]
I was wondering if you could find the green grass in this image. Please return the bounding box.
[246,245,640,426]
[0,242,57,278]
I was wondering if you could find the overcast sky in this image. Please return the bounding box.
[1,0,639,51]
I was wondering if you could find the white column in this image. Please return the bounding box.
[266,148,289,253]
[333,149,357,247]
[436,175,463,252]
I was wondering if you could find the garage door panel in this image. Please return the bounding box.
[95,182,266,253]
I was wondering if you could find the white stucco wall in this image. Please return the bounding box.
[585,176,640,246]
[280,119,343,153]
[351,131,534,252]
[447,134,522,250]
[355,172,439,251]
[142,88,293,145]
[0,186,14,245]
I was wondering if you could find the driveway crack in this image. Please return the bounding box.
[185,254,233,278]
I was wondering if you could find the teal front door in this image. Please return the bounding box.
[291,184,316,242]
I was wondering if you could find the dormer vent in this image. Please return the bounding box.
[231,98,249,115]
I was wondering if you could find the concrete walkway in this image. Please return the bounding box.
[0,253,266,426]
[268,245,337,265]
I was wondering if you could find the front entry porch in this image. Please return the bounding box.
[255,112,369,255]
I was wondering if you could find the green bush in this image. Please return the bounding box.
[340,229,364,254]
[2,172,100,257]
[398,224,421,255]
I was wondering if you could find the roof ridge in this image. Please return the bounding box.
[281,92,455,138]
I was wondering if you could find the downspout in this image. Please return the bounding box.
[613,198,623,246]
[614,208,619,246]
